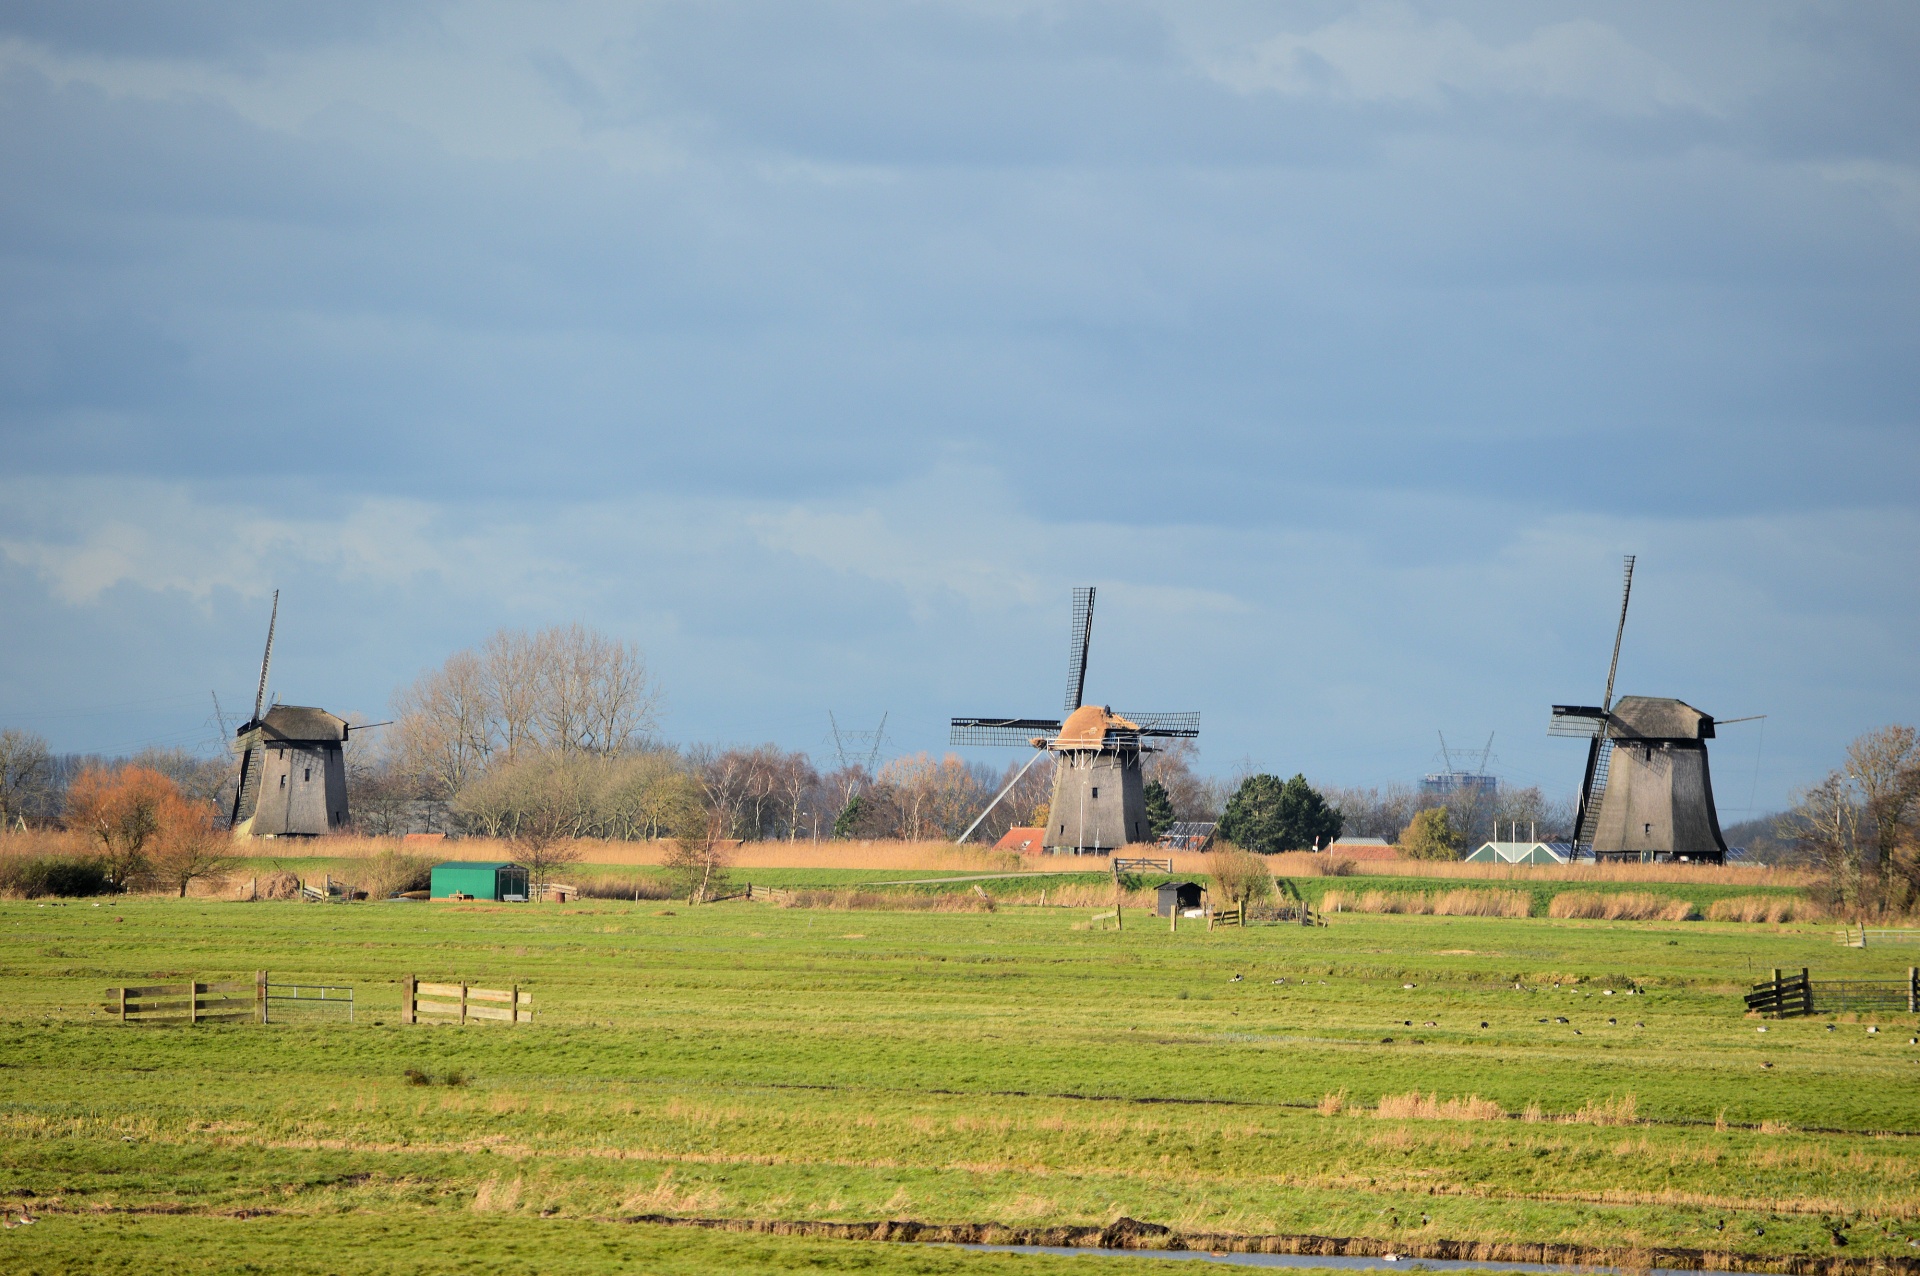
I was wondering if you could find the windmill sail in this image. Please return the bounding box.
[229,590,278,830]
[1566,556,1634,854]
[950,717,1063,747]
[1063,586,1094,713]
[1114,711,1201,738]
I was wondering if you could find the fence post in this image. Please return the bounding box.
[1801,968,1812,1017]
[460,983,468,1026]
[189,977,198,1026]
[257,970,268,1024]
[1910,967,1917,1015]
[118,986,127,1024]
[510,985,519,1025]
[401,975,416,1025]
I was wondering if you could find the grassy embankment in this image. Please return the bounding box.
[3,888,1917,1273]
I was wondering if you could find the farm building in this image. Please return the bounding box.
[430,862,529,901]
[1156,881,1203,916]
[1157,821,1217,852]
[994,826,1047,854]
[1465,841,1574,865]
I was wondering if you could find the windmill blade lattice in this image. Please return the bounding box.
[950,717,1062,747]
[1063,586,1095,713]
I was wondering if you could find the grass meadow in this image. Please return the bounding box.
[2,862,1916,1273]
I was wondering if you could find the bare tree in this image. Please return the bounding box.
[394,624,663,793]
[663,808,733,903]
[0,729,53,830]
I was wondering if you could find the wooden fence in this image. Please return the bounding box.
[400,977,533,1025]
[1745,967,1919,1018]
[1836,926,1920,948]
[1112,857,1174,875]
[104,978,256,1025]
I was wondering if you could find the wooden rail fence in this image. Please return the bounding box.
[401,977,533,1025]
[104,978,256,1025]
[1112,857,1174,875]
[1836,926,1920,948]
[1745,967,1919,1018]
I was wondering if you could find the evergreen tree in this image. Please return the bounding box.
[1218,773,1344,854]
[831,796,864,839]
[1143,779,1176,839]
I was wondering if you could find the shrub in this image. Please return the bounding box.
[1548,891,1693,921]
[0,854,114,898]
[1208,843,1275,911]
[1707,894,1819,923]
[354,850,433,900]
[1398,807,1463,860]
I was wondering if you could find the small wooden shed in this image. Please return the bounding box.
[1156,881,1202,917]
[430,862,529,902]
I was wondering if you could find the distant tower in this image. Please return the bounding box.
[951,587,1200,854]
[1421,732,1497,798]
[228,594,354,837]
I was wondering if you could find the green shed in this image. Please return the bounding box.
[430,861,530,901]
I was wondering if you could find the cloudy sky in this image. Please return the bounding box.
[2,2,1915,813]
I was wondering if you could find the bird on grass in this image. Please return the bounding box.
[1479,1021,1489,1028]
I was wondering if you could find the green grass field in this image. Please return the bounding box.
[3,893,1916,1273]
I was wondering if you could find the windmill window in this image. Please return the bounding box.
[279,775,286,788]
[1091,787,1099,798]
[1644,823,1652,835]
[304,767,312,782]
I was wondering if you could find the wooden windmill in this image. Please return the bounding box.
[228,592,355,838]
[1549,557,1732,864]
[952,587,1199,854]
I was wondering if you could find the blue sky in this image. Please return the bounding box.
[1,2,1915,814]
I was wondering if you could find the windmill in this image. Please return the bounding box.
[1549,557,1730,863]
[228,592,355,838]
[951,586,1199,853]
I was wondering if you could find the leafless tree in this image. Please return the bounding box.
[1795,725,1920,914]
[394,624,663,795]
[1143,742,1219,822]
[663,808,733,903]
[0,729,53,829]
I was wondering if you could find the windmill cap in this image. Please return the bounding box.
[246,705,350,743]
[1054,704,1140,749]
[1607,696,1714,741]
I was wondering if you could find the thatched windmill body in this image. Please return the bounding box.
[229,592,355,838]
[1549,558,1732,864]
[952,587,1199,854]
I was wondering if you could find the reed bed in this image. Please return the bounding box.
[1547,891,1694,921]
[1373,1091,1508,1121]
[1707,894,1823,923]
[995,883,1160,910]
[781,888,996,913]
[1321,888,1531,918]
[1263,850,1802,888]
